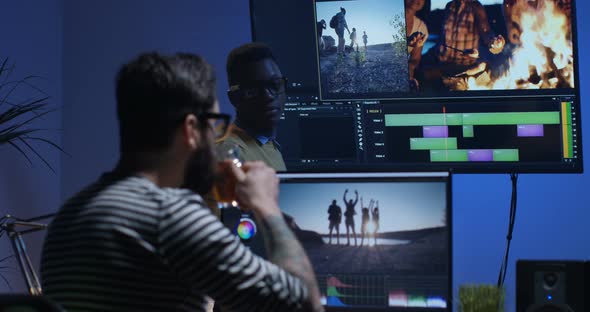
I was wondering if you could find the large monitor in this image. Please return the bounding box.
[221,172,452,311]
[249,0,583,173]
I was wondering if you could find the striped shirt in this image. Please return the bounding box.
[41,173,307,312]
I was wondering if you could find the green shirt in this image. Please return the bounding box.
[216,124,287,172]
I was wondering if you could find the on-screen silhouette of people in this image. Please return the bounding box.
[317,19,327,54]
[360,198,373,247]
[333,7,351,57]
[362,31,368,50]
[349,27,358,51]
[327,199,342,245]
[372,200,380,246]
[343,189,358,246]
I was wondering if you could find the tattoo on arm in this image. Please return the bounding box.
[259,214,324,312]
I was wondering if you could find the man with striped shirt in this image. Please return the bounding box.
[41,53,323,312]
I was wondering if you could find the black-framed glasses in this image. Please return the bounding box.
[198,112,231,140]
[228,77,288,100]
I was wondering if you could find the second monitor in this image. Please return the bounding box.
[222,172,452,311]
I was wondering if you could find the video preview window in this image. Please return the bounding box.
[314,0,575,98]
[315,0,410,99]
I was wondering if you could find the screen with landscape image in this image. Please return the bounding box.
[315,0,410,99]
[222,173,451,311]
[250,0,582,173]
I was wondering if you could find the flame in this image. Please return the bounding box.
[468,1,573,90]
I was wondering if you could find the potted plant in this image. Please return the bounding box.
[0,57,64,291]
[458,284,505,312]
[0,57,64,171]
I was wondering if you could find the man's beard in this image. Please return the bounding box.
[182,139,216,196]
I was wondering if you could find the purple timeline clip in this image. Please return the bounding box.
[517,125,544,137]
[468,149,493,161]
[423,126,449,138]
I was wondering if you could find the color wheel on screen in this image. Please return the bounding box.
[235,217,257,241]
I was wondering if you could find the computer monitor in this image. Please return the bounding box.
[221,172,452,311]
[249,0,582,173]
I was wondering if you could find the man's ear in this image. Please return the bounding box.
[182,114,200,150]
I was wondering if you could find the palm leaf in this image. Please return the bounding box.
[0,58,9,77]
[0,129,39,143]
[19,76,49,96]
[0,100,49,125]
[0,255,13,263]
[0,272,13,291]
[0,59,16,87]
[7,140,34,166]
[0,57,63,171]
[23,135,69,156]
[18,137,55,173]
[0,109,56,136]
[0,58,13,81]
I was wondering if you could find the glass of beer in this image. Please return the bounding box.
[211,144,243,209]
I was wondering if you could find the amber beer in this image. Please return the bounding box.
[211,146,243,208]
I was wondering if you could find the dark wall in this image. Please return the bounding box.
[0,0,62,293]
[1,1,588,311]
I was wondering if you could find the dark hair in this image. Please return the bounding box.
[226,42,277,85]
[116,52,216,154]
[340,7,346,13]
[415,0,431,23]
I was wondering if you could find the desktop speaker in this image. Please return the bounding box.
[516,260,585,312]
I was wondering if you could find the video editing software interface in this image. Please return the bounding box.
[222,172,451,311]
[250,0,582,172]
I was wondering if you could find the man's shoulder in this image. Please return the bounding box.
[216,124,255,147]
[64,174,202,213]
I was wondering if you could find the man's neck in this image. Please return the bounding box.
[116,154,184,188]
[235,119,275,139]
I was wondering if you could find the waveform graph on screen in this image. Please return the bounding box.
[319,274,388,308]
[387,276,448,309]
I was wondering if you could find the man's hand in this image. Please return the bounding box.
[230,161,280,218]
[489,35,505,54]
[409,77,420,92]
[464,48,479,59]
[408,31,426,48]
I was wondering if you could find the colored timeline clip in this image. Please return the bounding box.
[234,215,257,241]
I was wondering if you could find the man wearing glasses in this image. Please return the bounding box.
[217,43,288,171]
[41,53,323,312]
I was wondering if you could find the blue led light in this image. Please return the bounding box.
[547,295,552,300]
